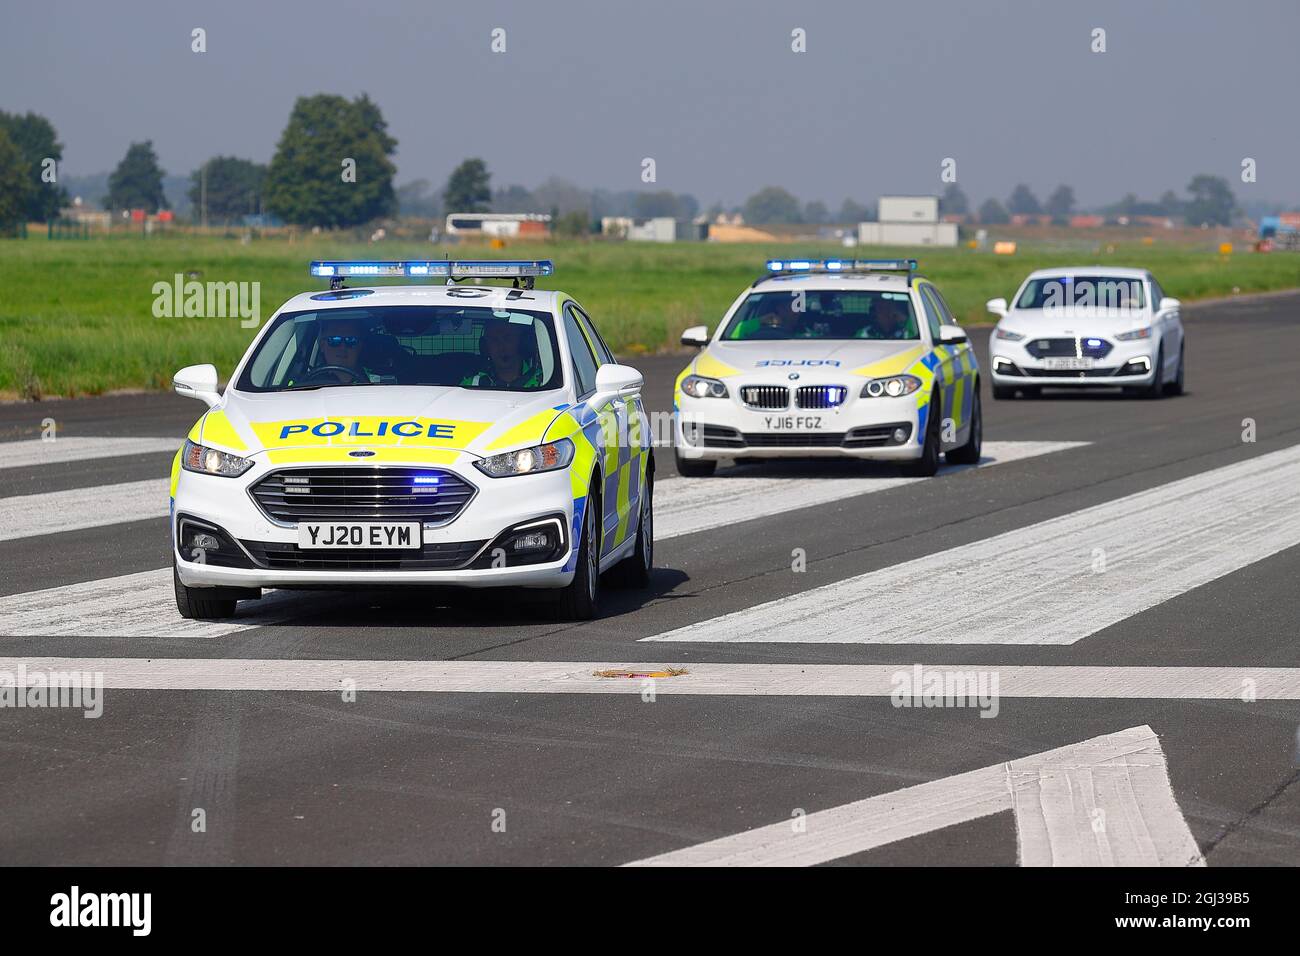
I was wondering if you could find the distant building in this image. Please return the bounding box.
[859,195,957,247]
[1069,215,1104,229]
[444,212,551,238]
[604,216,709,242]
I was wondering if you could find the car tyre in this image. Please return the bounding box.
[609,471,653,588]
[946,388,982,465]
[1164,343,1185,396]
[674,448,716,477]
[173,560,237,620]
[1144,345,1166,399]
[992,385,1015,400]
[553,485,602,620]
[902,392,942,477]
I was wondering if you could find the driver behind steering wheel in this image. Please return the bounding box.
[310,318,375,383]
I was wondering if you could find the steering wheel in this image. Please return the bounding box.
[298,365,365,384]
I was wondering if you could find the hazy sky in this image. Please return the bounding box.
[3,0,1298,208]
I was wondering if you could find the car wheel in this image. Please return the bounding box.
[902,392,942,477]
[946,389,982,465]
[173,560,237,620]
[1164,343,1185,396]
[674,448,716,477]
[992,385,1015,400]
[1144,345,1166,399]
[553,487,601,620]
[609,472,653,588]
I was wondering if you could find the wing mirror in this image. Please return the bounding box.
[173,364,222,407]
[680,325,709,347]
[1159,297,1181,313]
[985,297,1008,318]
[938,324,968,345]
[591,363,643,407]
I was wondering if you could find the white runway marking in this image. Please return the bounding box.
[625,725,1203,867]
[0,569,303,639]
[0,479,169,541]
[0,658,1297,698]
[645,443,1300,645]
[656,441,1086,540]
[0,437,179,471]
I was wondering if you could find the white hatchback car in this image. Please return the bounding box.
[986,267,1184,398]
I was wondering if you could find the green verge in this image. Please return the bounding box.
[1,234,1297,399]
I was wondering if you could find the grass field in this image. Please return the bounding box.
[1,234,1297,399]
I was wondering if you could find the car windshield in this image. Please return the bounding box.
[235,306,564,392]
[1015,276,1146,311]
[721,290,920,341]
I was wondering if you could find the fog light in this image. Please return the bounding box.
[510,531,552,552]
[892,428,907,443]
[190,532,220,551]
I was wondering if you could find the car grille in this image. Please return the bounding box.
[240,539,485,571]
[795,385,848,409]
[249,467,476,526]
[1025,337,1114,359]
[742,432,847,448]
[1020,367,1118,378]
[740,385,789,410]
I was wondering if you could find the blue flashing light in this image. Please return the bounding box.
[308,260,554,280]
[412,475,441,484]
[765,258,918,275]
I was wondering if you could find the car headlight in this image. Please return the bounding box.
[181,439,254,478]
[994,327,1025,341]
[861,374,922,398]
[474,438,574,478]
[681,374,729,399]
[1115,327,1152,340]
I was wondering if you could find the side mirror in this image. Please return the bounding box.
[985,297,1008,318]
[591,363,643,407]
[938,324,968,345]
[1158,297,1181,313]
[680,325,709,348]
[173,364,222,408]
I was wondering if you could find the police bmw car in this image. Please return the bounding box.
[986,267,1185,398]
[170,260,653,622]
[674,259,981,477]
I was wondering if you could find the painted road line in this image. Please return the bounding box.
[645,443,1300,645]
[0,437,179,470]
[625,725,1203,867]
[0,440,1083,545]
[0,569,305,639]
[656,441,1087,540]
[0,478,168,542]
[2,659,1298,698]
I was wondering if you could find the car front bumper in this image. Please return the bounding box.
[990,340,1156,388]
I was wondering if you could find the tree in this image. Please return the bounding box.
[0,128,29,230]
[264,93,398,228]
[1184,174,1235,227]
[743,186,802,224]
[397,179,441,218]
[939,184,969,217]
[443,158,491,213]
[803,200,829,225]
[838,198,871,223]
[0,111,68,221]
[554,210,591,237]
[491,184,538,213]
[188,156,267,223]
[1007,184,1041,216]
[978,198,1009,224]
[106,141,167,213]
[634,190,682,219]
[1044,184,1075,223]
[1158,190,1182,218]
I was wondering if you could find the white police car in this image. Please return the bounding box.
[674,259,981,477]
[986,267,1185,398]
[170,260,653,622]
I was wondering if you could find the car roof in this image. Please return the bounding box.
[1023,266,1150,280]
[750,273,917,293]
[275,285,566,314]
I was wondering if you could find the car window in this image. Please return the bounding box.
[722,289,919,341]
[571,304,615,364]
[917,286,944,340]
[234,306,563,393]
[563,306,600,396]
[929,285,959,325]
[1015,276,1146,310]
[1149,277,1164,310]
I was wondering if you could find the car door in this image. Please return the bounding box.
[563,303,627,558]
[917,283,964,444]
[1149,275,1181,374]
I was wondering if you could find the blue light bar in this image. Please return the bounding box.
[765,258,918,274]
[308,260,554,280]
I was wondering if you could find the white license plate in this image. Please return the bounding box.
[297,522,422,550]
[1041,357,1096,370]
[763,415,826,430]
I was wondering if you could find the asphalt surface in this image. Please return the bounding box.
[1,291,1299,866]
